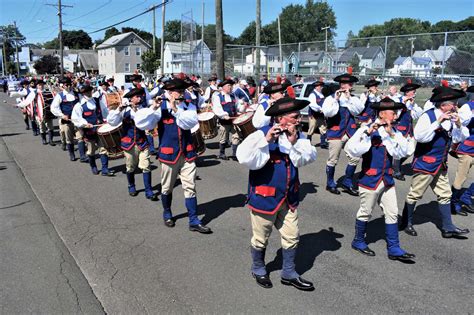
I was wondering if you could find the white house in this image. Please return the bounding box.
[233,47,283,75]
[390,56,432,77]
[163,40,212,74]
[413,46,456,68]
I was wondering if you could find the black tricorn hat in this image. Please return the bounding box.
[364,79,381,88]
[370,97,404,111]
[79,84,93,93]
[313,80,325,87]
[99,80,109,87]
[106,77,115,82]
[130,74,142,82]
[334,73,358,83]
[163,79,191,91]
[123,87,145,99]
[263,82,290,94]
[466,86,474,93]
[400,83,421,93]
[36,79,45,85]
[429,87,466,103]
[218,78,235,87]
[207,76,218,82]
[265,97,309,117]
[59,77,72,84]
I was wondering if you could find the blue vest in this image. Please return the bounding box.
[184,90,199,106]
[358,129,395,190]
[395,96,413,137]
[247,126,300,215]
[235,87,250,103]
[157,100,197,164]
[412,109,452,175]
[59,91,79,118]
[218,93,237,122]
[81,99,104,140]
[308,91,324,118]
[120,109,148,151]
[456,101,474,156]
[357,92,376,123]
[260,95,270,110]
[326,96,358,140]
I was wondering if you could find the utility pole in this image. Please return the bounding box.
[201,1,204,75]
[47,1,73,77]
[215,0,224,79]
[152,5,156,52]
[277,16,282,74]
[160,0,166,75]
[255,0,261,83]
[322,26,330,52]
[13,21,20,76]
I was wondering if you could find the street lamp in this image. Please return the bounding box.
[322,26,330,52]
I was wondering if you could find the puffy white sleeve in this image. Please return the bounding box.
[236,130,270,170]
[252,103,271,128]
[322,95,339,118]
[347,96,364,116]
[413,113,439,143]
[458,103,472,127]
[134,107,161,130]
[50,94,64,117]
[452,125,470,144]
[107,108,125,126]
[203,87,211,102]
[407,101,423,120]
[173,103,198,130]
[99,97,109,122]
[344,126,372,158]
[308,93,321,112]
[381,129,411,160]
[288,134,317,168]
[212,93,227,119]
[71,102,88,128]
[16,90,36,108]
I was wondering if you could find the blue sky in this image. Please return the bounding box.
[1,0,472,44]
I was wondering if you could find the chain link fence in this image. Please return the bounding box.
[209,30,474,86]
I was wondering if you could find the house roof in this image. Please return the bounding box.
[412,57,431,65]
[394,56,407,65]
[78,51,98,69]
[412,46,455,62]
[97,32,151,49]
[165,40,210,54]
[339,46,383,62]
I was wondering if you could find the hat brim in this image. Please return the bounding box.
[370,102,404,111]
[400,83,421,92]
[265,99,309,117]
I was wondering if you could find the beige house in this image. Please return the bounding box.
[97,32,151,77]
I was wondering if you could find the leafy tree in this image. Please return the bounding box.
[446,50,473,74]
[348,54,360,73]
[42,30,92,49]
[0,24,25,74]
[33,55,60,74]
[141,50,160,74]
[43,38,59,49]
[104,27,120,40]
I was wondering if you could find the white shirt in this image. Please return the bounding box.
[458,102,473,127]
[398,97,423,120]
[345,120,415,160]
[17,88,37,108]
[71,96,109,128]
[322,94,364,118]
[203,85,218,102]
[212,92,245,119]
[122,85,152,106]
[308,90,325,112]
[236,129,317,170]
[414,108,469,144]
[359,92,381,107]
[252,98,273,129]
[51,89,77,118]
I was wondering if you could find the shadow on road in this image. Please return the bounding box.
[299,182,318,201]
[0,133,22,137]
[266,228,344,276]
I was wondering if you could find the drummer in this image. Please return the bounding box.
[93,80,110,107]
[107,78,119,93]
[212,78,245,160]
[71,84,114,176]
[252,83,287,129]
[107,88,158,201]
[203,76,218,105]
[234,79,252,112]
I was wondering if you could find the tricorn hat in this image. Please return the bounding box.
[263,82,290,94]
[400,83,421,93]
[364,79,381,88]
[370,97,404,111]
[163,79,191,91]
[123,87,145,99]
[334,73,358,84]
[429,87,466,103]
[218,78,235,88]
[265,97,309,117]
[79,84,93,93]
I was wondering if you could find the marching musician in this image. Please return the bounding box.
[212,78,245,160]
[123,74,152,107]
[392,82,423,181]
[106,78,119,93]
[233,79,252,111]
[322,73,364,196]
[51,77,80,161]
[451,86,474,215]
[307,81,328,149]
[357,79,381,126]
[237,97,317,291]
[107,88,158,201]
[399,87,470,239]
[134,78,212,233]
[203,76,218,104]
[252,83,287,129]
[71,84,113,176]
[345,97,416,261]
[16,79,34,131]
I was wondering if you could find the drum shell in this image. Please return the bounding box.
[192,129,206,156]
[233,113,256,139]
[198,113,218,140]
[97,124,124,159]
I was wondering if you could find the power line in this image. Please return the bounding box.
[66,0,112,23]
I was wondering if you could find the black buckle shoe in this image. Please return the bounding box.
[320,143,329,150]
[441,227,470,238]
[218,154,228,160]
[452,209,468,216]
[461,203,474,214]
[101,170,115,177]
[326,186,340,195]
[388,252,416,262]
[61,144,67,151]
[393,173,406,181]
[351,245,376,256]
[189,224,212,234]
[146,193,159,201]
[404,225,418,236]
[340,184,359,196]
[164,219,175,228]
[252,273,273,289]
[281,277,314,291]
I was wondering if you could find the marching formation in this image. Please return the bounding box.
[8,72,473,292]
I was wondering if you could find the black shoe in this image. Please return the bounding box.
[101,170,115,177]
[146,193,159,201]
[388,252,416,262]
[49,141,56,146]
[61,143,66,151]
[404,225,417,236]
[281,277,314,291]
[351,245,376,256]
[218,154,228,160]
[25,126,30,130]
[461,203,474,214]
[340,184,359,196]
[393,173,406,181]
[80,157,89,163]
[326,186,340,195]
[164,219,175,228]
[129,191,138,197]
[320,143,329,150]
[441,227,470,238]
[189,224,212,234]
[252,273,273,289]
[452,209,468,216]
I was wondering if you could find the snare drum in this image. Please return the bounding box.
[191,124,206,156]
[42,91,56,120]
[97,123,124,159]
[198,111,218,139]
[105,92,122,110]
[233,112,256,139]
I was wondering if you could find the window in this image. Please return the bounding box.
[125,47,129,56]
[130,38,135,44]
[167,62,169,68]
[135,47,141,56]
[136,63,141,70]
[125,63,130,72]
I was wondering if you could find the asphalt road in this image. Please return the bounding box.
[0,92,472,314]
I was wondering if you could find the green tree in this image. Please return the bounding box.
[141,50,160,74]
[43,38,59,49]
[348,54,360,73]
[0,24,25,74]
[446,50,473,74]
[104,27,120,40]
[42,30,92,49]
[33,55,60,74]
[164,20,182,43]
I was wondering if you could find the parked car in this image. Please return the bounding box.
[292,81,339,125]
